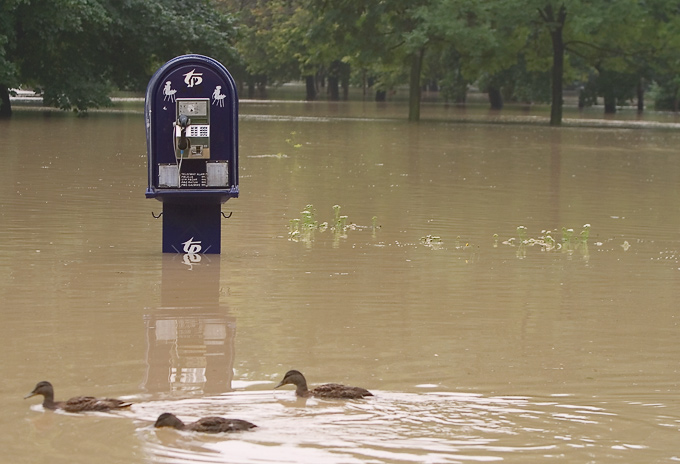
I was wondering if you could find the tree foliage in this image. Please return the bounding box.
[0,0,236,116]
[2,0,680,123]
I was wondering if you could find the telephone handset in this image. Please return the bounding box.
[174,99,210,159]
[176,114,191,153]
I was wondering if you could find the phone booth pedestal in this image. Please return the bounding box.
[162,202,221,254]
[145,55,239,254]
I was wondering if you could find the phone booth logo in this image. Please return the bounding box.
[182,237,202,268]
[183,69,203,87]
[182,237,202,254]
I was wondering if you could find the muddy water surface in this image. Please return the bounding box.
[1,102,679,463]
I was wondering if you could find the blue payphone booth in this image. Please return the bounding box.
[145,55,238,254]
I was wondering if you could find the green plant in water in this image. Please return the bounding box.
[289,218,301,239]
[329,205,351,247]
[285,131,303,148]
[300,205,317,230]
[420,234,443,247]
[288,205,318,244]
[561,227,573,243]
[288,204,377,246]
[499,224,591,260]
[561,224,590,256]
[271,132,303,158]
[517,225,528,243]
[332,204,346,230]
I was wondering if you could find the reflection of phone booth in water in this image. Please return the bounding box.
[143,256,236,395]
[145,54,238,254]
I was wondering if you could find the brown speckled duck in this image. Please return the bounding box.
[154,413,257,433]
[24,381,132,413]
[275,370,373,399]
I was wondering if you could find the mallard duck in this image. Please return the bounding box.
[24,381,132,413]
[154,413,257,433]
[274,370,373,399]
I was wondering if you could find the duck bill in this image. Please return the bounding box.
[274,381,284,389]
[24,392,37,399]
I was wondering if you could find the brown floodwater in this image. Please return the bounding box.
[1,100,680,463]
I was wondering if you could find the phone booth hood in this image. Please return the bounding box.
[145,54,238,203]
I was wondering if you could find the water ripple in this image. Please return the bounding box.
[132,390,668,463]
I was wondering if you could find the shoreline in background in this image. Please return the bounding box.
[8,87,680,130]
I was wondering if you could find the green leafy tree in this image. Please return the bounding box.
[0,0,236,117]
[234,0,306,97]
[642,0,680,111]
[515,0,657,123]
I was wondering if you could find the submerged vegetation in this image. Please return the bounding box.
[420,235,476,253]
[287,209,593,262]
[288,204,378,247]
[420,234,479,263]
[261,131,302,158]
[495,224,591,260]
[420,234,444,249]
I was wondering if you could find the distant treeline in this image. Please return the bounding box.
[2,0,678,124]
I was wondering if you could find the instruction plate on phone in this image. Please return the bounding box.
[178,100,208,117]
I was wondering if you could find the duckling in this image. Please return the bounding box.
[154,413,257,433]
[24,381,132,413]
[274,369,373,399]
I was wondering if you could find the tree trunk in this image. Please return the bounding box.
[327,76,339,100]
[340,62,350,101]
[408,48,425,122]
[603,93,617,113]
[488,87,503,109]
[540,4,567,126]
[305,75,316,101]
[636,78,644,113]
[0,86,11,118]
[328,60,341,101]
[257,79,267,99]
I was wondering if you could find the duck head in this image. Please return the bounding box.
[25,381,54,399]
[275,370,306,388]
[155,413,186,430]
